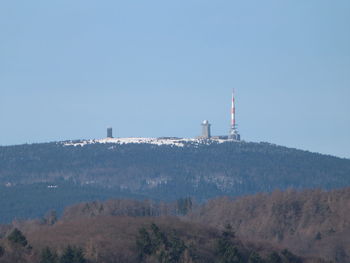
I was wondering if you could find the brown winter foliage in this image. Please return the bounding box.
[0,214,326,263]
[187,187,350,262]
[2,188,349,262]
[60,199,177,221]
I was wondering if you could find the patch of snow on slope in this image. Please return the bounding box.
[62,137,229,147]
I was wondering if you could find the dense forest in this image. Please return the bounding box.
[0,140,350,222]
[0,192,335,263]
[187,188,350,262]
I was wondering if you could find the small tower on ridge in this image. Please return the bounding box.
[107,127,113,138]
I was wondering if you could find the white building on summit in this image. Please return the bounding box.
[201,120,211,139]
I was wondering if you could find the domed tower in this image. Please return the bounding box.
[201,120,211,139]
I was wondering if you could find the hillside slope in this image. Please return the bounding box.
[0,139,350,222]
[187,188,350,262]
[1,140,349,194]
[0,199,328,263]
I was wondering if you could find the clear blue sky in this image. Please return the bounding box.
[1,1,349,158]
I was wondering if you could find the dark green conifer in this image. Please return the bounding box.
[60,246,75,263]
[72,247,86,263]
[40,247,58,263]
[136,227,154,260]
[0,246,4,257]
[248,251,263,263]
[7,228,28,247]
[216,224,242,263]
[267,251,282,263]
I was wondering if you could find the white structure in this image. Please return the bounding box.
[201,120,211,139]
[229,90,241,140]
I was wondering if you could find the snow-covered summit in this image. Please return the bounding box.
[62,137,230,147]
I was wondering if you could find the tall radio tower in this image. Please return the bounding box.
[229,89,241,140]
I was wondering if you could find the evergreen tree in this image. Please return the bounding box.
[158,232,186,263]
[7,228,28,247]
[72,247,86,263]
[60,246,85,263]
[60,246,75,263]
[136,224,188,263]
[248,251,263,263]
[136,227,154,260]
[0,246,4,257]
[216,224,242,263]
[151,223,168,248]
[315,232,322,240]
[267,252,282,263]
[40,247,58,263]
[281,249,301,263]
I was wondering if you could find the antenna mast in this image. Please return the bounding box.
[229,89,241,140]
[231,89,235,129]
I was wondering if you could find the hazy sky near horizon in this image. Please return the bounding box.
[0,1,349,158]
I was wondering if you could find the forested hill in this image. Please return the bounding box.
[0,139,350,222]
[1,140,350,197]
[1,189,346,263]
[187,187,350,262]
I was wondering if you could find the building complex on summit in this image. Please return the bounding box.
[200,90,241,141]
[106,91,241,142]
